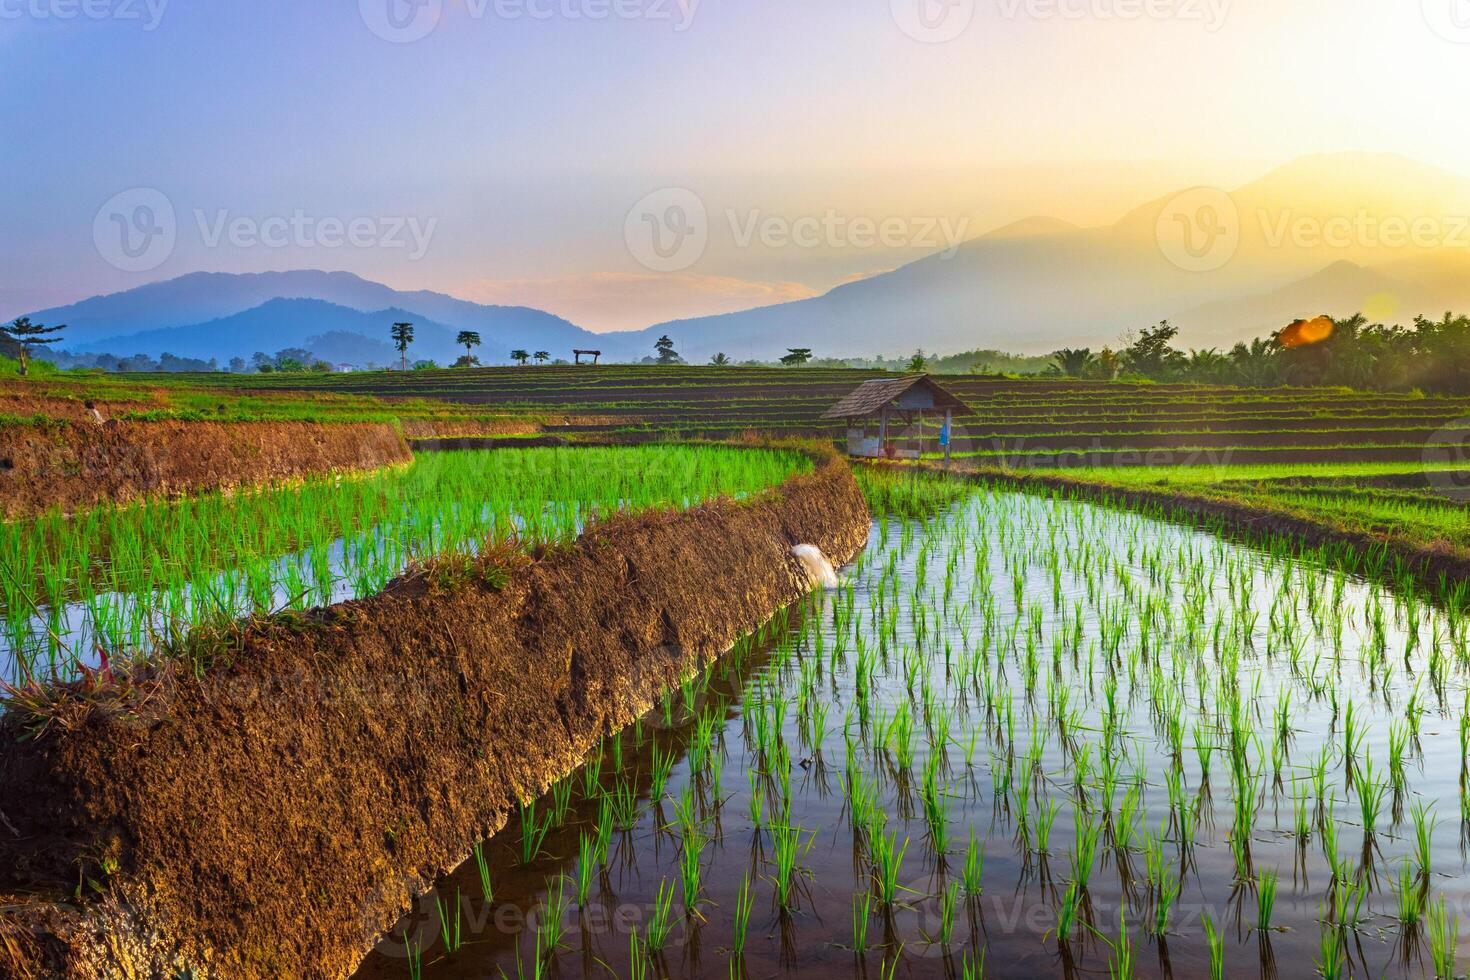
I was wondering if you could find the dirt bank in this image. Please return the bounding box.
[0,447,870,979]
[0,419,411,519]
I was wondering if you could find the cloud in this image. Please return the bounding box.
[461,272,819,332]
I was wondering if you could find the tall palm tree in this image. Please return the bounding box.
[510,349,530,366]
[390,322,415,372]
[533,350,550,365]
[710,352,731,366]
[456,331,482,364]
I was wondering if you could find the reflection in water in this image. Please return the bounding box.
[355,490,1470,980]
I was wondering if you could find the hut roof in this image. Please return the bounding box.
[820,374,968,420]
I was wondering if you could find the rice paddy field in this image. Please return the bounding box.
[1021,463,1470,560]
[0,445,808,686]
[348,469,1470,980]
[184,365,1470,467]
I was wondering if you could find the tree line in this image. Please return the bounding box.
[1049,313,1470,394]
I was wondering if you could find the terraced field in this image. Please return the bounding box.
[187,365,1470,467]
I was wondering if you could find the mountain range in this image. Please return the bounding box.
[21,153,1470,366]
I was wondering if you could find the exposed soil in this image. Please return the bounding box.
[0,448,869,979]
[0,420,411,519]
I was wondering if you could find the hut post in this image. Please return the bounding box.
[878,406,888,455]
[942,408,953,469]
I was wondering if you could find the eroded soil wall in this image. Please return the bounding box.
[0,420,411,519]
[0,449,869,979]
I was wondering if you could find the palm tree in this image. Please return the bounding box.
[456,331,482,365]
[907,350,927,373]
[1050,348,1095,378]
[1184,348,1229,383]
[1229,338,1283,387]
[510,349,530,366]
[710,352,731,366]
[533,350,550,365]
[391,322,415,371]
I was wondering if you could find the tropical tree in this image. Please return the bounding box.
[710,352,731,366]
[1183,348,1230,383]
[1050,348,1095,378]
[1121,321,1185,378]
[780,348,813,366]
[1228,338,1283,387]
[390,322,415,372]
[654,335,680,364]
[534,350,550,365]
[2,317,65,377]
[510,349,531,366]
[456,331,482,365]
[907,350,928,373]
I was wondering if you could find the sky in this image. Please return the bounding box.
[6,0,1470,330]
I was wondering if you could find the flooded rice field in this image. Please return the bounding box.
[356,487,1470,979]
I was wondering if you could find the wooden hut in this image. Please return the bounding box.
[822,375,968,464]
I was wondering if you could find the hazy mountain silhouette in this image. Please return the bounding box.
[33,270,632,363]
[26,154,1470,364]
[633,152,1470,358]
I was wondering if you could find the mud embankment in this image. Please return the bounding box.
[0,420,411,519]
[0,449,870,979]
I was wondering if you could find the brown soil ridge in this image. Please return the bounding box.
[0,447,870,979]
[0,419,411,519]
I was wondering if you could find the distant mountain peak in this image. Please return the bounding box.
[982,216,1080,239]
